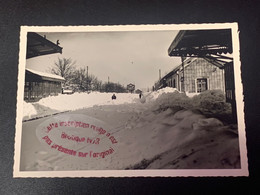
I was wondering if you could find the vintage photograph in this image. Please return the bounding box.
[14,24,248,177]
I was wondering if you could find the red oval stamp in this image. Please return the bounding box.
[36,114,118,159]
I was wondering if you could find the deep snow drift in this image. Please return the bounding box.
[23,92,143,121]
[20,88,240,171]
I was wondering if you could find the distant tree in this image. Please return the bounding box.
[90,76,102,91]
[72,67,88,90]
[51,57,76,85]
[102,82,126,93]
[71,67,102,92]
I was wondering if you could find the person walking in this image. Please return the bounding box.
[139,92,142,99]
[112,94,117,100]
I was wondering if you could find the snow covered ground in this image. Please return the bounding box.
[20,88,240,171]
[23,91,148,121]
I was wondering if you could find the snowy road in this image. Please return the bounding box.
[20,99,241,171]
[20,102,147,171]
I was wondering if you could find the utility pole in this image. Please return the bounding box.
[86,66,89,91]
[181,56,185,92]
[159,69,161,80]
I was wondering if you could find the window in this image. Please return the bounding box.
[197,78,208,93]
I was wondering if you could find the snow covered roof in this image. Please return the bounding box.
[26,68,65,82]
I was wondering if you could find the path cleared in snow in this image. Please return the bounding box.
[20,88,240,170]
[23,88,178,121]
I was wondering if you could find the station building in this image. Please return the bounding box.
[165,29,236,122]
[155,57,225,94]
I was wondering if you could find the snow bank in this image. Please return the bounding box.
[22,87,178,120]
[152,91,191,112]
[191,90,231,113]
[23,92,139,120]
[23,88,231,121]
[145,87,178,101]
[23,101,37,119]
[37,92,138,111]
[123,108,240,169]
[152,89,231,116]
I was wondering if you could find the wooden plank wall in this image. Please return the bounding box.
[183,58,224,93]
[24,81,62,102]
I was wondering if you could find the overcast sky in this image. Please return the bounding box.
[26,30,182,90]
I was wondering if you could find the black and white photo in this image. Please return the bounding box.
[14,24,248,177]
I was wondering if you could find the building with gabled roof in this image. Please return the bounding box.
[154,57,225,94]
[127,83,135,93]
[24,68,65,102]
[167,29,237,122]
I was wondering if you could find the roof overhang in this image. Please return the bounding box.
[26,32,63,59]
[203,54,233,69]
[26,68,65,82]
[168,29,233,57]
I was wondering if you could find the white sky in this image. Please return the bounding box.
[26,30,182,90]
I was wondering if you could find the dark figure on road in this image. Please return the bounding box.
[139,92,142,99]
[112,94,117,100]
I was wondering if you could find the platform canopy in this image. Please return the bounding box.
[168,29,233,60]
[26,32,63,59]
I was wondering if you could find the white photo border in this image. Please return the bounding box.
[13,23,249,177]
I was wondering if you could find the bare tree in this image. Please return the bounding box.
[92,77,102,91]
[72,68,82,86]
[51,57,76,84]
[72,67,88,91]
[72,67,102,91]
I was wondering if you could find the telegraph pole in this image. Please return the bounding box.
[86,66,89,91]
[181,56,185,92]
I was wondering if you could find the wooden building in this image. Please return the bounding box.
[135,89,142,94]
[167,29,236,122]
[127,83,135,93]
[24,32,64,102]
[24,68,65,102]
[157,57,225,93]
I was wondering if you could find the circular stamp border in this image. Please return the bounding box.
[36,114,118,159]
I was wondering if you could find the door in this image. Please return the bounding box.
[197,78,208,93]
